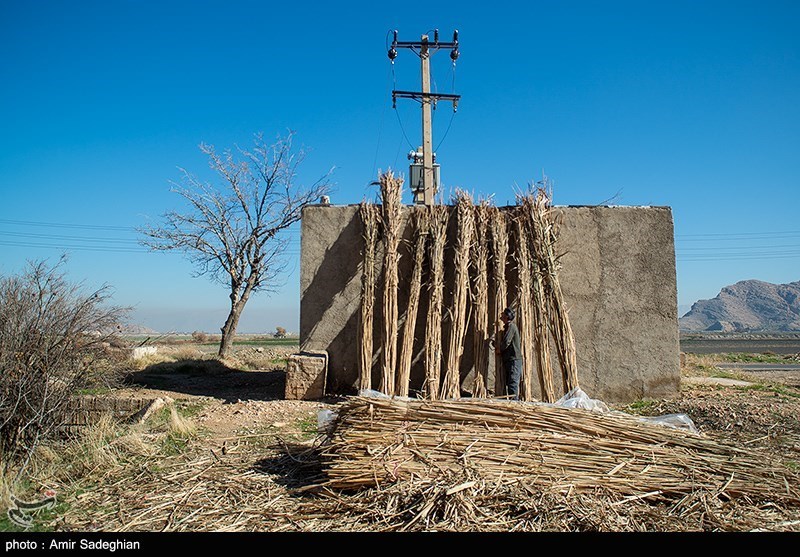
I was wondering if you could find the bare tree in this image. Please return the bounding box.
[140,132,333,358]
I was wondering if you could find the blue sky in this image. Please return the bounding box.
[1,0,798,333]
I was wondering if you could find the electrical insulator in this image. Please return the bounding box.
[388,47,397,61]
[450,48,459,62]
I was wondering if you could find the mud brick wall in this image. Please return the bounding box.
[300,204,679,403]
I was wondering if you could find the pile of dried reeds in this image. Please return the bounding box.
[424,205,449,400]
[489,207,509,396]
[442,191,475,399]
[313,396,800,508]
[396,208,429,397]
[379,173,403,396]
[358,202,380,392]
[299,470,800,531]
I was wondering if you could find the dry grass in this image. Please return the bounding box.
[127,347,208,371]
[168,407,196,437]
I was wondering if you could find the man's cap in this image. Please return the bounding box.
[503,307,515,320]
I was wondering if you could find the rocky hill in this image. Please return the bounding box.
[679,280,800,332]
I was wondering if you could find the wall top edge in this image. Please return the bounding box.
[303,204,672,210]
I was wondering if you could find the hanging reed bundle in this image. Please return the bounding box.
[470,201,491,398]
[512,211,536,401]
[442,191,475,399]
[396,208,429,397]
[358,202,380,392]
[489,208,509,396]
[519,194,557,402]
[424,205,449,400]
[379,173,403,396]
[314,396,800,507]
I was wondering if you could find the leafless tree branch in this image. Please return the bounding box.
[138,132,334,357]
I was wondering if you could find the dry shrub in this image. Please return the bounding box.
[0,259,129,474]
[191,331,209,343]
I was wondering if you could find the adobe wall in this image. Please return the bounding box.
[299,204,680,403]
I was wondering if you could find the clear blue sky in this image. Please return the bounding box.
[1,0,798,333]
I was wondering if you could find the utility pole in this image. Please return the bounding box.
[389,29,460,205]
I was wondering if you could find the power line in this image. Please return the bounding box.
[677,244,800,252]
[0,230,140,244]
[0,218,134,231]
[678,253,800,262]
[676,230,800,239]
[0,240,149,254]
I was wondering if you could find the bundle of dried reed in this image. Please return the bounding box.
[532,187,579,392]
[489,208,509,396]
[424,205,449,400]
[314,396,800,508]
[358,202,380,392]
[512,212,537,401]
[442,191,475,399]
[396,208,429,397]
[470,201,491,398]
[519,195,557,402]
[379,173,403,396]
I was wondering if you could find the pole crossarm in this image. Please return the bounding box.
[394,40,458,50]
[392,90,461,109]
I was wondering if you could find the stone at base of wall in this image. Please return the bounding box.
[285,351,329,400]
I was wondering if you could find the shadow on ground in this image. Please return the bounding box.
[253,440,326,490]
[124,359,285,403]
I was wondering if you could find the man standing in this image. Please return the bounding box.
[494,307,522,400]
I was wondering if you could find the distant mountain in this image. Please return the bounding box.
[120,324,160,335]
[679,280,800,332]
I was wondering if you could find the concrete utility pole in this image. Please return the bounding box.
[420,36,434,205]
[389,29,460,205]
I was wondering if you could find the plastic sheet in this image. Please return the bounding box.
[553,387,610,413]
[639,413,699,434]
[552,387,699,434]
[317,409,338,432]
[358,389,391,399]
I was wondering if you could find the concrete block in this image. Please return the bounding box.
[285,351,328,400]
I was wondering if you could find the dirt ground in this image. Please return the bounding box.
[33,346,800,532]
[117,345,800,454]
